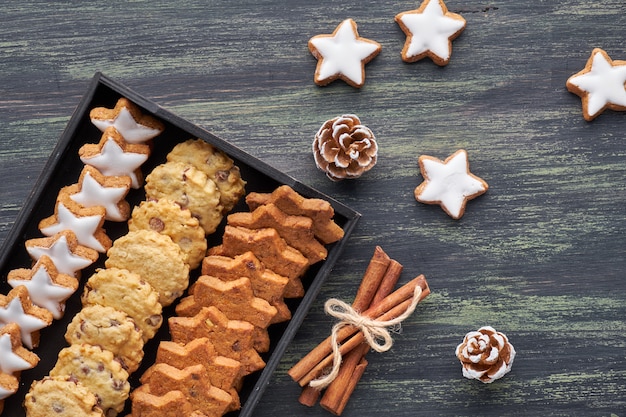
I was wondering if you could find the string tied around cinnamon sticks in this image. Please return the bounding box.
[309,285,424,390]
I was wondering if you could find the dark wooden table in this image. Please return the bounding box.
[1,1,625,416]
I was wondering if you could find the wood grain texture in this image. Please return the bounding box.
[1,0,625,416]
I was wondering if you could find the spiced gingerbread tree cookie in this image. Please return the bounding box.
[414,149,488,219]
[308,18,381,88]
[395,0,466,66]
[566,47,626,121]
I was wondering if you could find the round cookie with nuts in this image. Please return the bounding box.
[50,344,130,416]
[81,267,163,342]
[144,161,223,234]
[65,304,145,373]
[166,138,246,214]
[128,199,206,270]
[105,230,190,306]
[24,375,104,417]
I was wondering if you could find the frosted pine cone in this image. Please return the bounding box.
[312,114,378,181]
[455,326,515,383]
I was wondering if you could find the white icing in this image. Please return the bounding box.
[396,0,465,62]
[80,135,148,188]
[309,19,380,86]
[26,233,95,276]
[92,106,161,144]
[417,150,487,219]
[0,333,32,374]
[39,202,106,252]
[567,49,626,118]
[70,170,129,221]
[0,384,16,400]
[8,264,75,320]
[0,298,49,349]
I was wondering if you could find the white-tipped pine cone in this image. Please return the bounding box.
[455,326,515,383]
[312,114,378,181]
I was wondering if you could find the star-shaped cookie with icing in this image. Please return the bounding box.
[395,0,466,66]
[308,18,381,88]
[414,149,488,219]
[79,126,150,189]
[64,165,132,222]
[8,255,79,320]
[90,97,164,144]
[38,196,111,253]
[25,230,99,277]
[0,286,53,349]
[0,322,40,375]
[566,48,626,121]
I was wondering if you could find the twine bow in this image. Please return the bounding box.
[309,286,423,389]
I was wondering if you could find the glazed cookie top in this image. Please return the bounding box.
[7,255,79,320]
[90,97,164,144]
[308,18,381,88]
[79,127,150,189]
[566,48,626,121]
[25,230,99,278]
[414,149,488,219]
[0,286,53,349]
[395,0,466,65]
[0,322,39,376]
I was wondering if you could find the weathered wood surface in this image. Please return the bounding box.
[1,1,625,415]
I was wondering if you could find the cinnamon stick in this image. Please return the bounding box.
[298,385,320,407]
[319,259,403,414]
[288,274,429,385]
[299,246,391,407]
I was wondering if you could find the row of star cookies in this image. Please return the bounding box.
[127,185,345,416]
[0,98,165,413]
[25,138,247,416]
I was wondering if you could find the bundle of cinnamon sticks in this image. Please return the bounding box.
[288,246,430,415]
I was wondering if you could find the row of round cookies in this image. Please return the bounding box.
[0,98,166,415]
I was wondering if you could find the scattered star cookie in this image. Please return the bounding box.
[414,149,488,219]
[90,97,164,144]
[7,255,79,320]
[566,48,626,121]
[25,230,99,277]
[79,126,150,189]
[0,286,53,349]
[395,0,466,66]
[63,165,132,222]
[308,18,381,87]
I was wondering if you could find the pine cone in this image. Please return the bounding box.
[455,326,515,383]
[312,114,378,181]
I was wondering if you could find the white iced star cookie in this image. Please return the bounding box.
[25,230,99,277]
[90,97,164,144]
[7,255,79,320]
[0,286,53,349]
[395,0,466,66]
[38,196,111,253]
[0,322,39,376]
[64,165,132,222]
[566,48,626,121]
[308,18,381,88]
[79,126,150,189]
[414,149,488,219]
